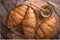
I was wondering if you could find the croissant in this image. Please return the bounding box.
[35,16,57,38]
[7,5,28,29]
[7,5,57,39]
[7,5,36,38]
[22,7,36,38]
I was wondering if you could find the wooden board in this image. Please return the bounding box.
[0,3,8,25]
[0,3,10,39]
[1,0,18,12]
[0,0,60,39]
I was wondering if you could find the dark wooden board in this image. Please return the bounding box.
[0,0,60,39]
[0,3,10,39]
[1,0,18,12]
[0,3,8,25]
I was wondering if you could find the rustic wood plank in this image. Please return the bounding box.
[0,3,8,25]
[1,0,18,12]
[0,3,10,39]
[1,23,10,39]
[0,20,10,39]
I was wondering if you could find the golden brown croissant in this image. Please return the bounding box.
[7,5,36,38]
[22,7,36,38]
[35,14,57,38]
[7,5,57,39]
[7,5,28,29]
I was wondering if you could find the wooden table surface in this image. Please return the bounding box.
[0,0,60,39]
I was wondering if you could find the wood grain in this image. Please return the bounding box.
[1,0,18,12]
